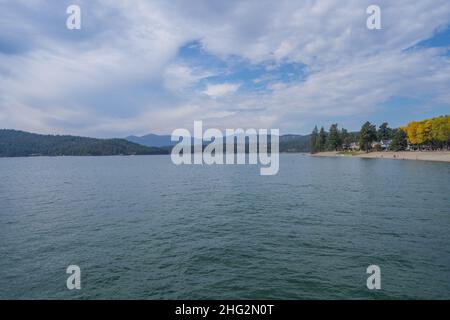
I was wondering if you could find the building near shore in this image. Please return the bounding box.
[380,140,392,150]
[349,142,360,151]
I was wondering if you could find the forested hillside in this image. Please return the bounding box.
[0,130,168,157]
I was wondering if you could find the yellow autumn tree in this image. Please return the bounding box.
[415,121,425,145]
[405,115,450,149]
[423,119,433,144]
[431,116,450,147]
[406,121,419,145]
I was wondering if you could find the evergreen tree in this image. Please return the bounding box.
[390,128,408,151]
[377,122,393,140]
[327,124,341,151]
[318,127,327,152]
[359,121,377,152]
[310,126,319,153]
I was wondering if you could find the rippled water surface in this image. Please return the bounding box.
[0,155,449,299]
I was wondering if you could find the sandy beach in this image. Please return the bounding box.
[312,151,450,163]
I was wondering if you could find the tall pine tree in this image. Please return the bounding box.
[359,121,377,152]
[318,127,327,152]
[310,126,319,153]
[327,124,341,151]
[390,128,408,151]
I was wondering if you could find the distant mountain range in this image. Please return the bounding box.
[0,129,312,157]
[126,134,175,148]
[0,130,168,157]
[279,134,311,152]
[126,133,312,152]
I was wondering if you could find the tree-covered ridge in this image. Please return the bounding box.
[0,130,169,157]
[278,134,311,152]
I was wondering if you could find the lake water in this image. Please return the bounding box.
[0,155,449,299]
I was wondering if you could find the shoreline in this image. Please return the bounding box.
[311,151,450,163]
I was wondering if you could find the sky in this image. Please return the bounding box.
[0,0,450,137]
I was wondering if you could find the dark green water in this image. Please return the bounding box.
[0,155,449,299]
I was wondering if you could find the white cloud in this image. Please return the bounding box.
[203,83,241,98]
[163,64,215,93]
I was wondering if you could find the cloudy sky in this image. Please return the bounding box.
[1,0,450,137]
